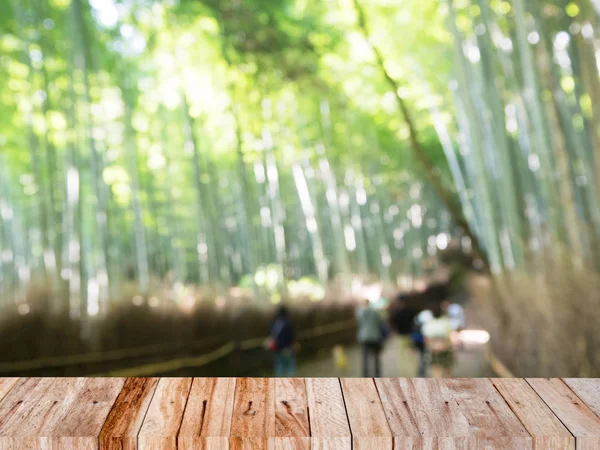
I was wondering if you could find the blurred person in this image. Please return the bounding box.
[442,299,465,350]
[443,300,465,331]
[266,305,297,377]
[412,308,433,377]
[422,302,455,378]
[356,299,388,377]
[392,295,419,335]
[392,294,419,364]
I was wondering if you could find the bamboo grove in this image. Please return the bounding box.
[0,0,599,320]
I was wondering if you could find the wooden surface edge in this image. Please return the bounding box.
[0,377,596,449]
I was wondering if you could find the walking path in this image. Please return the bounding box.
[296,336,492,377]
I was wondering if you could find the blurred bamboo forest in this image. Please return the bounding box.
[1,0,599,323]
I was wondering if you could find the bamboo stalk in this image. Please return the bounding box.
[352,0,490,271]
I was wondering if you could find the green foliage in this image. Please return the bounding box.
[2,0,597,319]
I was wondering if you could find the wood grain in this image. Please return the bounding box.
[0,377,93,450]
[178,378,236,450]
[0,377,597,450]
[564,379,600,419]
[0,436,98,450]
[493,378,574,450]
[374,378,421,449]
[0,378,43,450]
[0,379,19,404]
[340,378,392,450]
[230,378,275,450]
[305,378,351,450]
[377,377,472,449]
[528,378,600,450]
[100,377,159,450]
[0,377,87,449]
[445,378,532,449]
[0,378,42,432]
[52,377,125,449]
[271,378,310,450]
[138,377,193,450]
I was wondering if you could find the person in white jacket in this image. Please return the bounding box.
[422,303,456,378]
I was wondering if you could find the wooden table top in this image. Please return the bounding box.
[0,378,598,449]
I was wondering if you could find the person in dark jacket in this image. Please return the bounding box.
[269,305,297,377]
[392,295,419,335]
[412,310,429,377]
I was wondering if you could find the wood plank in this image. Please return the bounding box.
[528,378,600,450]
[99,378,159,450]
[0,379,19,404]
[377,377,472,449]
[340,378,392,450]
[51,377,125,449]
[0,377,87,449]
[445,378,532,449]
[138,377,193,450]
[230,378,275,450]
[0,377,43,450]
[493,378,574,450]
[564,379,600,419]
[373,378,421,448]
[0,378,88,449]
[270,378,310,450]
[305,378,351,450]
[0,378,42,432]
[178,378,236,450]
[0,377,596,450]
[0,436,98,450]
